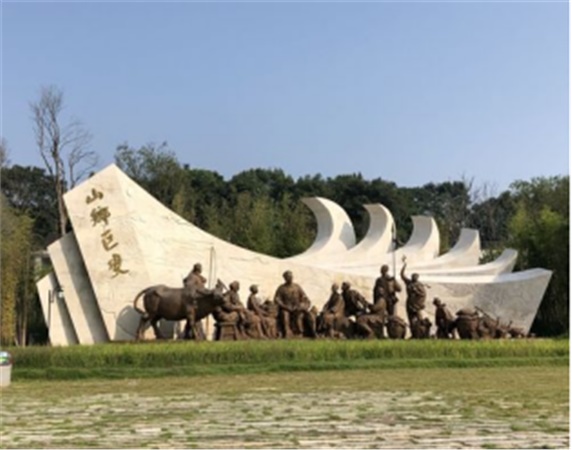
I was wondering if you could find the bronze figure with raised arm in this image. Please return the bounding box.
[400,256,427,326]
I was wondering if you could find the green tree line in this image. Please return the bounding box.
[1,142,568,343]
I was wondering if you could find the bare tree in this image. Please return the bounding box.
[30,85,97,235]
[0,137,9,167]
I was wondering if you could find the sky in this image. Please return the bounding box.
[2,1,569,193]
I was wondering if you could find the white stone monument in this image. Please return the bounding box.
[37,164,552,344]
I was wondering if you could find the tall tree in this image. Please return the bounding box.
[0,194,34,346]
[1,165,59,247]
[115,142,184,207]
[227,192,276,254]
[404,180,472,251]
[327,173,372,240]
[184,168,228,230]
[30,85,97,235]
[468,189,516,252]
[229,168,295,202]
[274,193,315,257]
[508,176,569,336]
[0,138,9,167]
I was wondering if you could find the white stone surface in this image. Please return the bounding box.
[300,210,484,277]
[320,215,441,273]
[420,269,552,332]
[353,204,395,256]
[408,228,481,271]
[48,233,109,344]
[397,215,441,262]
[36,273,79,346]
[288,197,356,262]
[39,163,552,344]
[416,249,517,277]
[324,203,394,263]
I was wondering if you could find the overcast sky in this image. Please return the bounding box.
[2,1,569,193]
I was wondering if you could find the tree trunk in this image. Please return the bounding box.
[56,181,68,235]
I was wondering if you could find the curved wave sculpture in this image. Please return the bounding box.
[353,204,395,256]
[294,205,442,271]
[310,214,441,272]
[303,203,395,264]
[36,164,552,345]
[287,197,356,262]
[408,228,481,271]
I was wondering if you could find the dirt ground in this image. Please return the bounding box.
[1,367,568,449]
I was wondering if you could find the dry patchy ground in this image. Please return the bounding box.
[0,366,568,449]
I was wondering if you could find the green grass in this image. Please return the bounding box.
[6,338,568,380]
[10,367,549,450]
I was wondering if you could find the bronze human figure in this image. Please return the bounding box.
[410,317,432,339]
[247,285,265,316]
[341,282,369,319]
[318,283,346,338]
[475,307,505,339]
[218,280,265,339]
[355,287,387,339]
[454,306,525,340]
[433,297,456,339]
[303,303,319,338]
[181,262,212,339]
[455,308,480,339]
[183,263,209,294]
[386,314,407,339]
[273,270,312,338]
[246,285,269,338]
[374,264,402,316]
[400,256,427,327]
[213,281,248,338]
[261,299,280,339]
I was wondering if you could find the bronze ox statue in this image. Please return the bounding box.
[133,280,226,340]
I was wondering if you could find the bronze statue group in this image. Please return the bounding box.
[171,258,527,342]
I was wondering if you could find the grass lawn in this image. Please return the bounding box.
[8,338,569,380]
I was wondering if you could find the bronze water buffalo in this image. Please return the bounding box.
[133,280,226,340]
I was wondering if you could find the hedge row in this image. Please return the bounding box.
[9,339,568,369]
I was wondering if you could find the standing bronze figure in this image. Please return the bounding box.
[374,264,402,316]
